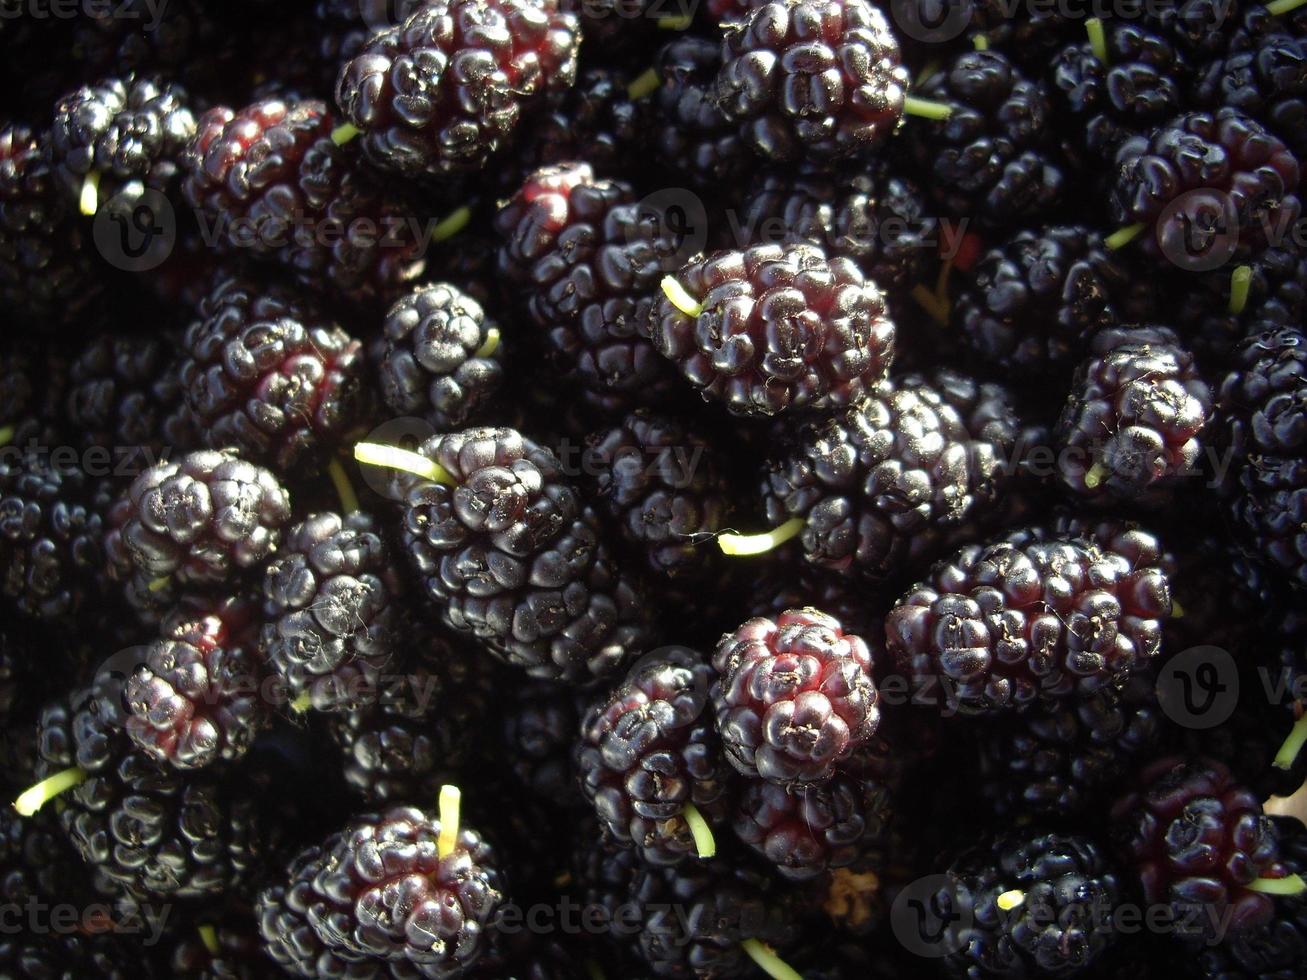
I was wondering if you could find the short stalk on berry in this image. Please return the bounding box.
[972,35,988,51]
[13,765,86,817]
[474,327,501,359]
[740,938,802,980]
[657,12,693,29]
[330,122,360,146]
[1105,223,1145,250]
[198,925,220,956]
[354,442,454,485]
[660,276,703,317]
[79,170,100,216]
[1248,874,1307,895]
[1267,0,1306,14]
[719,516,805,556]
[1086,18,1108,64]
[1229,265,1252,316]
[438,784,461,858]
[0,425,14,446]
[628,68,661,100]
[1274,712,1307,771]
[327,457,360,514]
[997,888,1025,911]
[682,802,717,859]
[431,205,471,243]
[903,96,952,121]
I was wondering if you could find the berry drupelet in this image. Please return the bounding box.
[647,241,895,417]
[179,274,371,475]
[104,448,293,619]
[714,0,908,165]
[375,426,656,684]
[495,162,682,413]
[952,225,1129,372]
[0,448,106,624]
[1055,325,1213,504]
[260,510,404,713]
[66,330,196,466]
[906,48,1065,229]
[50,73,197,215]
[631,860,801,978]
[123,595,267,769]
[257,793,505,978]
[1219,325,1307,591]
[334,0,581,179]
[26,687,264,902]
[1194,30,1307,167]
[0,123,105,328]
[886,522,1174,715]
[585,410,733,580]
[377,281,504,431]
[733,766,893,881]
[1110,756,1297,937]
[651,36,753,187]
[182,98,428,307]
[577,648,732,866]
[753,368,1019,584]
[738,166,930,299]
[1109,109,1301,268]
[328,632,496,801]
[976,671,1166,820]
[713,608,879,785]
[1048,21,1190,167]
[933,830,1123,977]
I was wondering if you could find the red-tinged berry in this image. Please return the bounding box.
[713,608,879,785]
[647,241,895,417]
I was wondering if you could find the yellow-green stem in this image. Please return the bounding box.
[719,516,805,557]
[475,327,501,359]
[328,457,360,515]
[1267,0,1306,15]
[997,889,1026,911]
[0,425,14,447]
[682,802,717,859]
[80,171,101,216]
[972,34,989,50]
[1087,18,1108,64]
[627,68,661,101]
[438,784,461,858]
[911,283,949,326]
[1084,462,1109,490]
[14,766,86,817]
[431,205,471,243]
[656,12,693,29]
[1274,713,1307,770]
[1170,599,1186,619]
[903,96,952,121]
[740,939,802,980]
[661,276,703,318]
[1229,265,1252,316]
[1248,873,1307,895]
[1105,223,1146,250]
[289,690,313,713]
[198,925,220,956]
[331,122,361,146]
[147,575,171,593]
[354,442,453,484]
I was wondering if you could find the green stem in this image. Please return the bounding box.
[682,802,717,859]
[1248,873,1307,895]
[331,122,361,146]
[661,276,703,318]
[740,939,802,980]
[147,575,171,594]
[354,442,453,484]
[1087,18,1108,64]
[289,690,313,713]
[1083,462,1109,490]
[1273,713,1307,770]
[656,12,693,28]
[1267,0,1306,15]
[627,67,661,101]
[1105,223,1146,250]
[1229,265,1252,316]
[903,95,953,121]
[438,784,461,858]
[14,766,86,817]
[431,205,471,243]
[474,326,501,359]
[328,457,360,515]
[0,424,14,447]
[972,34,988,51]
[198,925,220,956]
[719,516,805,557]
